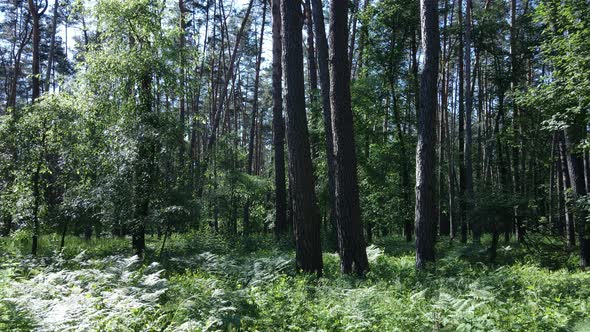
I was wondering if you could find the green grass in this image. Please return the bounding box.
[1,232,589,331]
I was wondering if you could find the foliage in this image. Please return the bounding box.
[2,234,590,331]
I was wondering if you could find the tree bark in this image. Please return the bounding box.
[281,0,323,274]
[558,132,576,248]
[178,0,187,164]
[348,0,359,73]
[310,0,338,248]
[415,0,439,269]
[353,0,370,78]
[44,0,59,93]
[27,0,47,102]
[207,0,254,152]
[304,0,317,94]
[244,1,267,232]
[272,0,287,236]
[563,114,589,267]
[329,0,369,275]
[464,0,475,241]
[457,0,467,243]
[390,81,412,242]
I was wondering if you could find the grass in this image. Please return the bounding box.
[1,231,589,331]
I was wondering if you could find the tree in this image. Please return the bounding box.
[44,0,59,93]
[329,0,368,275]
[206,0,254,153]
[415,0,439,269]
[464,0,475,241]
[271,0,287,235]
[564,118,589,267]
[310,0,337,247]
[4,2,32,110]
[178,0,186,164]
[27,0,47,102]
[457,0,467,244]
[244,1,267,233]
[281,0,322,274]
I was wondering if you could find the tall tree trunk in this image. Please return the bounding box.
[549,132,557,232]
[443,0,456,238]
[329,0,369,275]
[464,0,475,242]
[310,0,338,249]
[27,0,47,102]
[415,0,439,269]
[190,2,211,193]
[556,143,564,236]
[31,148,44,256]
[558,132,576,248]
[244,2,267,232]
[304,0,319,160]
[390,81,412,242]
[132,67,153,258]
[457,0,467,243]
[304,0,317,94]
[348,0,359,73]
[207,0,254,152]
[563,114,589,267]
[7,24,31,110]
[44,0,58,93]
[178,0,186,164]
[510,0,524,243]
[405,27,420,242]
[353,0,370,78]
[438,0,451,237]
[272,0,287,236]
[281,0,323,274]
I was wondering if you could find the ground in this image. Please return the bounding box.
[1,231,590,331]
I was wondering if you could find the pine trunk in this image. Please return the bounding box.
[415,0,439,269]
[281,0,323,274]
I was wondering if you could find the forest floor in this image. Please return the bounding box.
[1,231,590,331]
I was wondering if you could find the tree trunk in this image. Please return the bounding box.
[329,0,369,275]
[281,0,323,274]
[457,0,467,243]
[390,83,412,242]
[244,1,267,232]
[178,0,186,164]
[31,159,42,256]
[59,219,67,250]
[27,0,46,102]
[304,0,317,94]
[272,0,287,236]
[44,0,59,93]
[510,0,524,244]
[558,132,576,248]
[207,0,254,152]
[556,142,564,236]
[348,0,359,73]
[563,114,589,267]
[549,132,557,232]
[353,0,370,78]
[7,9,32,110]
[415,0,439,269]
[310,0,338,249]
[464,0,475,242]
[132,67,153,258]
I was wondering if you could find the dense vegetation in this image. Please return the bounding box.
[0,0,589,330]
[3,233,590,331]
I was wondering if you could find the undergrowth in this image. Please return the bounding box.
[1,232,589,331]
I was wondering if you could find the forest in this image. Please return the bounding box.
[1,0,590,330]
